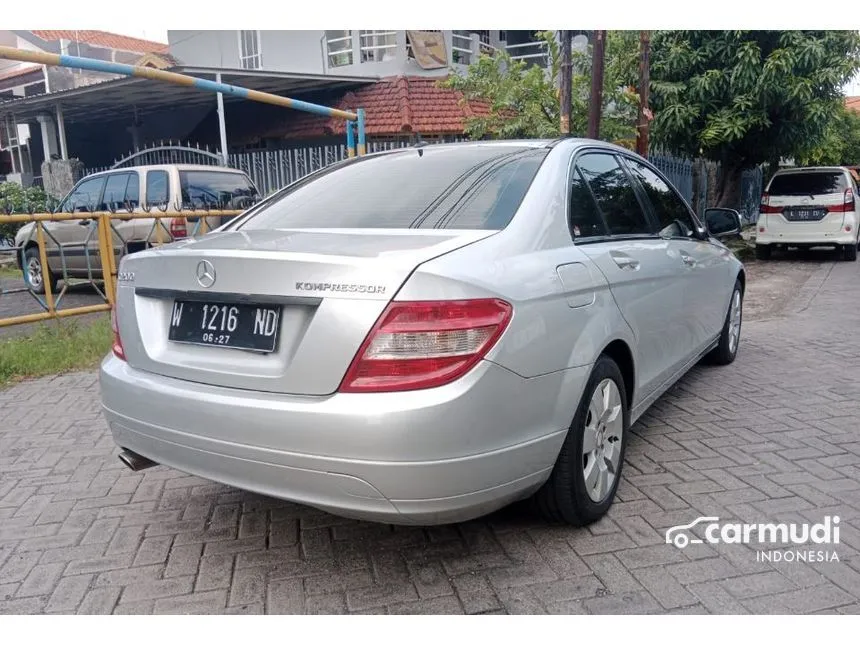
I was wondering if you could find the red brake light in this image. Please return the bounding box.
[170,218,187,239]
[338,299,513,393]
[759,192,781,214]
[827,188,856,213]
[111,307,126,361]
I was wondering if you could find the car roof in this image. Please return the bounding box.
[86,164,248,177]
[774,166,850,174]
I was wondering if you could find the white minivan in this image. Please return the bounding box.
[756,166,860,261]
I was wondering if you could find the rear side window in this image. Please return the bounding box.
[239,146,549,231]
[569,168,608,238]
[100,173,138,211]
[146,170,169,205]
[180,171,259,209]
[768,172,847,196]
[576,153,652,236]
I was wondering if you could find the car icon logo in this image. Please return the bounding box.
[665,516,720,549]
[196,260,216,288]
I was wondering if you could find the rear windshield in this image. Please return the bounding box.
[179,171,259,209]
[237,146,548,231]
[768,172,848,196]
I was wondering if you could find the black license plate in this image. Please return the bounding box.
[168,300,280,352]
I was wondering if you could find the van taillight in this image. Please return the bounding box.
[760,193,781,214]
[827,188,856,213]
[169,218,188,238]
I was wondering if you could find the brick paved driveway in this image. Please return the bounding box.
[1,258,860,615]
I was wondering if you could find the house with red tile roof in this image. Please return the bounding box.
[2,30,564,188]
[1,29,172,179]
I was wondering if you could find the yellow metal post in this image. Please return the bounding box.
[34,222,56,315]
[96,214,117,306]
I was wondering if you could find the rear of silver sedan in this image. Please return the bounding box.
[99,143,582,525]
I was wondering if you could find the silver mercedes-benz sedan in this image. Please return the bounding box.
[100,138,745,526]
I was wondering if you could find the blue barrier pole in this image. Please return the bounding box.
[357,108,366,156]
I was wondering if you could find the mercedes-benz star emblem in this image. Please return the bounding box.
[195,260,216,288]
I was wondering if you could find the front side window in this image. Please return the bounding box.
[239,30,262,70]
[238,146,548,232]
[145,170,169,205]
[576,153,652,236]
[63,176,107,212]
[625,159,697,239]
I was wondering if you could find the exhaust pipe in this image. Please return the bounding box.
[118,449,158,472]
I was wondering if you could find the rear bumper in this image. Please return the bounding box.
[757,215,858,246]
[99,356,587,525]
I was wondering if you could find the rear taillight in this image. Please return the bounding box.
[760,192,781,214]
[827,188,856,213]
[111,307,126,361]
[169,218,187,239]
[338,299,513,393]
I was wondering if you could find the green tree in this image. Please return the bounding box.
[440,31,640,146]
[795,104,860,167]
[0,182,50,246]
[649,30,860,207]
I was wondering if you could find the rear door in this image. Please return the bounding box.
[571,151,687,397]
[622,157,730,352]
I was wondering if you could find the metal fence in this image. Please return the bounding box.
[81,139,760,218]
[227,140,461,196]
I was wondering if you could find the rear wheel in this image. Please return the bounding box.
[755,244,771,260]
[844,243,858,262]
[533,355,628,526]
[23,247,58,295]
[705,280,743,366]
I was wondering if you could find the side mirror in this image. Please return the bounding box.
[704,208,742,240]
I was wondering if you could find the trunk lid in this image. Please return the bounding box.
[115,228,495,395]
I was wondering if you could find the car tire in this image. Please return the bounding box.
[755,245,771,260]
[844,243,858,262]
[532,355,628,526]
[705,279,743,366]
[22,246,58,295]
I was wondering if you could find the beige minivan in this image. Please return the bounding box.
[15,164,259,293]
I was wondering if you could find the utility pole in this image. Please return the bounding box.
[636,30,651,158]
[587,30,606,139]
[559,30,572,135]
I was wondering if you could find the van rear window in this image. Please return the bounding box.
[768,172,847,196]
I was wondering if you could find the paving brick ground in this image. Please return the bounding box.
[1,257,859,614]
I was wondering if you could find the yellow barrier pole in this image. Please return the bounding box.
[0,304,112,328]
[96,214,116,306]
[34,222,56,315]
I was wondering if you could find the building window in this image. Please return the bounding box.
[238,30,262,70]
[326,30,354,67]
[451,31,473,65]
[359,31,397,63]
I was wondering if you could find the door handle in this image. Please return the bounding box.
[680,252,696,267]
[610,253,640,271]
